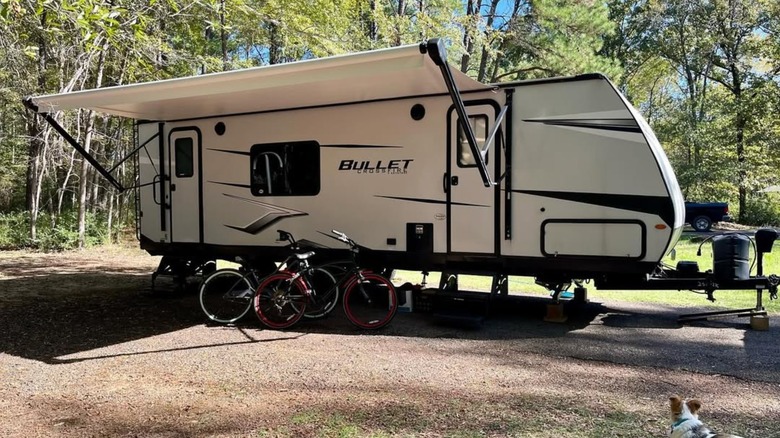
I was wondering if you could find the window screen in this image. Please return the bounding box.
[174,137,194,177]
[250,141,320,196]
[457,115,488,168]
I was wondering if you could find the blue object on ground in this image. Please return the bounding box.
[550,290,574,299]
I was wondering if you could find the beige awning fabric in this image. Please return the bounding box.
[28,44,491,121]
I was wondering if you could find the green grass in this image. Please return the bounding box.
[265,411,387,438]
[252,397,664,438]
[392,236,780,314]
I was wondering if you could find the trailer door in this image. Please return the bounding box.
[447,103,497,254]
[167,128,202,243]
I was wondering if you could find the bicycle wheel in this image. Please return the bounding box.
[254,272,307,329]
[303,267,339,319]
[198,268,255,324]
[342,272,397,329]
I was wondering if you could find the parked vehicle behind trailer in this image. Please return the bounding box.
[684,201,731,232]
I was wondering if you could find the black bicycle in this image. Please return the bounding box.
[198,231,338,325]
[253,230,398,330]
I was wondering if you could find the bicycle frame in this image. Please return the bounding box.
[253,229,397,330]
[289,234,375,309]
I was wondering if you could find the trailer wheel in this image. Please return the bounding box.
[692,215,712,232]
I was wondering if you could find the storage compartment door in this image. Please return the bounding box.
[542,220,645,259]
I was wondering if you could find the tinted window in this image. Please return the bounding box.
[250,141,320,196]
[174,137,194,177]
[457,115,488,168]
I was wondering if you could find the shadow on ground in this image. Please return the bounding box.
[0,271,204,364]
[1,268,778,384]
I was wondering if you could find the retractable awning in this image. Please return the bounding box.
[27,43,491,121]
[25,39,497,191]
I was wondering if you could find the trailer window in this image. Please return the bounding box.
[174,137,194,177]
[250,141,320,196]
[457,115,488,168]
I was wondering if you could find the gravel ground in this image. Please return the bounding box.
[1,246,779,437]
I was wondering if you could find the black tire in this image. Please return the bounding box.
[342,272,397,330]
[692,215,713,232]
[198,268,254,324]
[302,268,339,319]
[254,272,307,329]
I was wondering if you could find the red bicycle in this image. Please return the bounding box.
[253,230,398,330]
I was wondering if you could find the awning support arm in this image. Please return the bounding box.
[422,38,494,187]
[481,103,509,156]
[108,130,159,174]
[23,97,125,192]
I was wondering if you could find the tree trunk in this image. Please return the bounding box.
[26,11,49,242]
[106,190,114,245]
[57,148,78,216]
[460,0,480,73]
[477,0,500,82]
[77,43,108,248]
[395,0,406,46]
[368,0,377,43]
[734,78,746,222]
[269,21,282,64]
[220,0,228,71]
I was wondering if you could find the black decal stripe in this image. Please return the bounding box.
[225,212,307,235]
[376,195,489,208]
[222,193,309,234]
[523,118,642,133]
[513,190,674,226]
[209,181,251,189]
[321,144,402,149]
[208,148,250,156]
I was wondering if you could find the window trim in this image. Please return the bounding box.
[250,140,321,197]
[174,137,194,178]
[456,114,489,168]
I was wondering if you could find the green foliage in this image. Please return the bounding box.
[738,195,780,227]
[0,211,30,249]
[606,0,780,220]
[0,210,111,251]
[498,0,622,81]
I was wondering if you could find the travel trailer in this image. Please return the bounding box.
[24,39,780,314]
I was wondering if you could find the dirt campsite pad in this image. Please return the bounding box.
[1,247,779,437]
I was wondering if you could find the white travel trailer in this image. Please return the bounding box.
[28,39,779,312]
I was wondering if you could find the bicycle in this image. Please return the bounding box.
[253,229,398,330]
[198,230,338,325]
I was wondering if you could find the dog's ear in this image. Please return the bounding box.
[686,399,702,415]
[670,396,683,417]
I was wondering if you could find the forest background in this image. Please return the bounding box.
[0,0,779,250]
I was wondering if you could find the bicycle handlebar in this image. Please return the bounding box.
[331,229,357,248]
[277,229,296,245]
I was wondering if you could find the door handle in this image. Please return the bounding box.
[152,174,161,205]
[443,172,449,193]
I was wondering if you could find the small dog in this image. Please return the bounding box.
[668,396,743,438]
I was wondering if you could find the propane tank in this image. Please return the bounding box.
[712,234,750,280]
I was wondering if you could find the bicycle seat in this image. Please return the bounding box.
[295,251,315,260]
